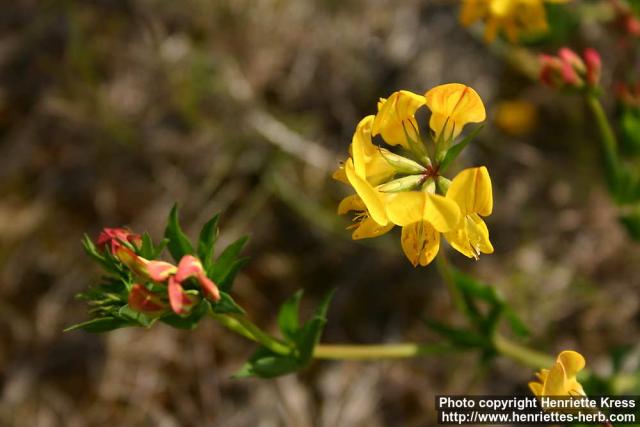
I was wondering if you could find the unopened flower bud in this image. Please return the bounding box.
[377,175,425,193]
[378,149,427,175]
[583,48,601,87]
[129,284,167,314]
[168,276,199,315]
[96,227,141,254]
[176,255,221,301]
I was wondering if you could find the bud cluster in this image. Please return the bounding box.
[539,48,601,90]
[97,227,221,317]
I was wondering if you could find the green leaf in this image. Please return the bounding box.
[160,299,209,329]
[64,316,131,333]
[164,204,194,262]
[439,125,484,172]
[233,347,301,379]
[198,214,220,272]
[294,289,335,363]
[118,305,156,328]
[139,233,155,259]
[212,292,245,315]
[209,236,249,292]
[277,290,303,341]
[503,307,530,338]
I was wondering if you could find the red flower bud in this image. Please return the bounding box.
[583,48,601,87]
[96,227,141,254]
[128,284,166,314]
[168,276,198,315]
[115,246,150,277]
[147,260,177,282]
[176,255,221,302]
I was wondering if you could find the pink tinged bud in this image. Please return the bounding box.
[115,246,150,277]
[147,261,177,282]
[198,275,221,301]
[625,16,640,36]
[168,276,198,315]
[175,255,205,282]
[561,61,582,87]
[583,48,601,87]
[129,284,166,314]
[96,227,141,254]
[539,55,563,87]
[558,48,586,74]
[175,255,221,302]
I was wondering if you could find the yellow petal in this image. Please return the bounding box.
[528,381,543,398]
[425,83,486,140]
[337,194,365,215]
[351,115,396,185]
[386,192,461,232]
[401,221,440,266]
[447,166,493,216]
[445,214,493,259]
[459,0,486,27]
[344,159,388,225]
[542,361,567,396]
[536,369,549,383]
[372,90,424,148]
[557,350,586,378]
[332,164,348,184]
[352,216,394,240]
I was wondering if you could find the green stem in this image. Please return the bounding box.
[313,343,452,359]
[210,312,292,356]
[493,334,554,369]
[585,94,620,193]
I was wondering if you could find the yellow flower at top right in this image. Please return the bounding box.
[459,0,571,43]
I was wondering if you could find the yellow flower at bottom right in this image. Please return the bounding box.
[529,350,586,398]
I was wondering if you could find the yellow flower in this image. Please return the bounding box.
[444,167,494,260]
[460,0,570,43]
[424,84,486,142]
[529,350,586,397]
[372,90,425,149]
[386,192,461,266]
[335,84,491,267]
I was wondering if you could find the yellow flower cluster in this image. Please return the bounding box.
[529,350,586,397]
[460,0,570,43]
[335,84,493,267]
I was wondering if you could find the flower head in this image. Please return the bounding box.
[335,84,492,267]
[539,48,601,90]
[529,350,587,398]
[460,0,570,43]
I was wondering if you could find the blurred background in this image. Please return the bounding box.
[2,0,640,426]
